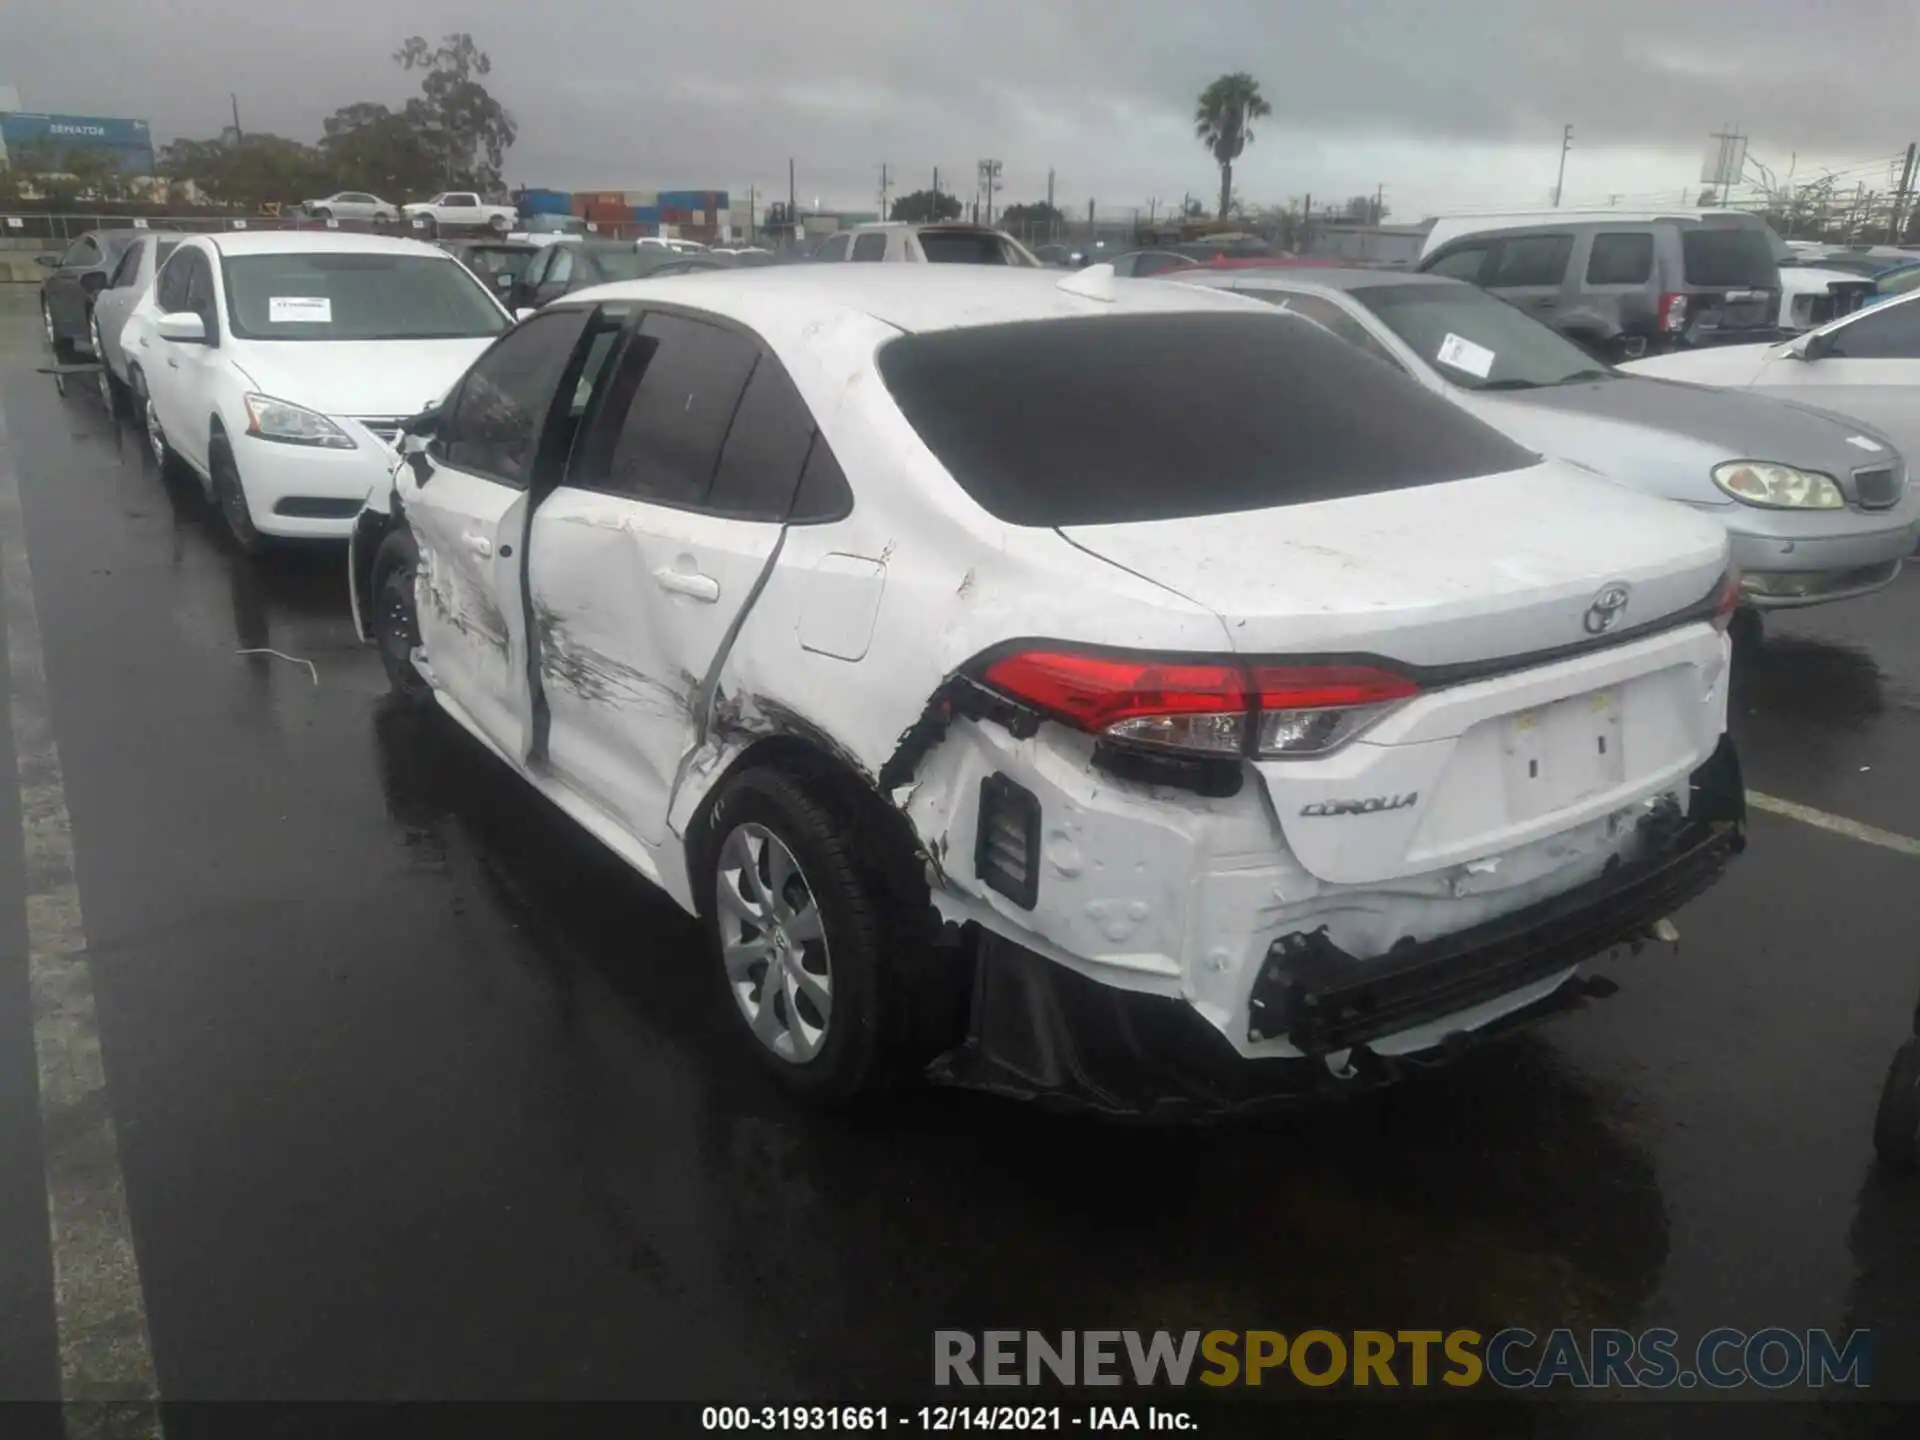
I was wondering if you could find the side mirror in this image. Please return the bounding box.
[155,311,209,344]
[397,404,440,440]
[36,254,57,268]
[515,307,537,321]
[1789,331,1828,361]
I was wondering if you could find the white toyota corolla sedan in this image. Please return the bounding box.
[350,266,1748,1116]
[120,231,512,552]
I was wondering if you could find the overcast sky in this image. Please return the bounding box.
[3,1,1915,219]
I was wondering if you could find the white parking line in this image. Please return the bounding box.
[1749,790,1920,859]
[0,417,161,1436]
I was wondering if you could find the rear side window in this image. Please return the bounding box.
[877,314,1535,526]
[850,233,888,262]
[706,359,818,520]
[1486,235,1572,288]
[918,231,1021,265]
[817,234,852,261]
[594,313,758,506]
[1682,227,1779,288]
[1586,232,1653,285]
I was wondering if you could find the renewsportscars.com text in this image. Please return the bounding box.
[934,1328,1872,1391]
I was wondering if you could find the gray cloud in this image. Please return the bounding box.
[3,0,1914,212]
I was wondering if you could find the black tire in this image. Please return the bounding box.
[423,216,440,238]
[489,213,511,233]
[42,300,78,363]
[1729,606,1764,652]
[1874,1037,1920,1174]
[88,312,120,415]
[311,207,332,221]
[702,766,936,1105]
[370,530,431,701]
[132,369,190,483]
[209,435,269,556]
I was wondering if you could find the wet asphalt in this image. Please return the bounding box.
[1,285,1918,1434]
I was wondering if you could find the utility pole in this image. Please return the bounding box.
[932,166,939,210]
[1891,141,1918,243]
[1372,182,1385,226]
[877,163,891,219]
[788,158,796,246]
[1552,124,1572,206]
[747,186,755,244]
[1301,191,1312,252]
[229,93,244,144]
[977,159,1001,227]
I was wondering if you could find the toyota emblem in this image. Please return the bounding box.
[1584,583,1631,635]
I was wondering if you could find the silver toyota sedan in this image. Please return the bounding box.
[1173,267,1917,611]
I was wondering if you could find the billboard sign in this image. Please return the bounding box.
[0,112,156,174]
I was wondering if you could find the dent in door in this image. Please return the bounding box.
[795,553,888,661]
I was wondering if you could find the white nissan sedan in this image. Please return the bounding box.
[121,231,512,552]
[350,267,1747,1116]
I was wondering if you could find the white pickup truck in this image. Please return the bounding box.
[400,192,517,235]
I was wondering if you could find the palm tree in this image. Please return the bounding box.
[1194,73,1272,221]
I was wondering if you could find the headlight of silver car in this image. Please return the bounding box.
[1711,461,1845,509]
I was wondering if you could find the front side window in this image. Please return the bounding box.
[1353,283,1613,391]
[439,308,594,485]
[1424,245,1488,281]
[817,234,852,261]
[222,252,510,341]
[1485,234,1573,288]
[851,233,888,263]
[586,312,759,506]
[1823,296,1920,360]
[448,193,479,208]
[108,244,143,289]
[154,251,194,312]
[1586,232,1653,285]
[876,312,1534,526]
[184,252,219,322]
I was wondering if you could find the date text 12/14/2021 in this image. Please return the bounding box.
[701,1407,1197,1432]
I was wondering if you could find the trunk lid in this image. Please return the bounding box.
[1060,462,1732,885]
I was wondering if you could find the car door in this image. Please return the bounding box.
[402,305,598,757]
[446,193,483,226]
[1750,294,1920,459]
[45,233,103,338]
[164,250,228,474]
[526,308,813,845]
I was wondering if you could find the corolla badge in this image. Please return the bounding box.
[1300,793,1418,817]
[1583,582,1631,635]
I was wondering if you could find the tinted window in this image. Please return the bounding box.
[918,230,1026,265]
[1134,252,1194,276]
[1352,284,1612,391]
[706,359,818,520]
[223,253,509,340]
[1880,267,1920,297]
[1825,298,1920,360]
[791,436,854,523]
[877,314,1535,526]
[851,233,888,262]
[108,244,143,289]
[59,236,100,268]
[1486,234,1572,288]
[818,234,852,261]
[184,252,218,318]
[1586,232,1653,285]
[155,251,192,312]
[1681,227,1779,287]
[545,248,574,286]
[1425,245,1488,281]
[448,194,479,208]
[597,313,759,505]
[441,308,592,486]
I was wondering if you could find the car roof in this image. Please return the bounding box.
[848,221,1012,236]
[563,265,1263,335]
[1172,265,1461,295]
[202,230,454,259]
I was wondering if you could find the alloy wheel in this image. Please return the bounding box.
[715,823,833,1063]
[42,303,55,348]
[143,395,167,469]
[90,317,113,410]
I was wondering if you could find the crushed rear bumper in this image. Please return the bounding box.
[928,738,1745,1120]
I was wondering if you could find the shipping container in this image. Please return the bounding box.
[623,189,657,207]
[584,201,629,224]
[631,205,660,224]
[519,188,572,215]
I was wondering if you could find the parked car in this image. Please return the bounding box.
[1174,267,1917,612]
[401,192,518,235]
[811,222,1039,265]
[303,192,399,224]
[506,240,713,310]
[89,230,181,413]
[637,236,708,254]
[348,266,1744,1114]
[1106,249,1202,278]
[1417,211,1784,361]
[120,232,512,552]
[508,214,592,246]
[36,229,142,361]
[1621,288,1920,470]
[437,239,540,300]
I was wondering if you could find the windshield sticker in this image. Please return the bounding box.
[269,296,332,324]
[1436,332,1496,379]
[1845,435,1884,452]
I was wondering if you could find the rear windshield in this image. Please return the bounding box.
[876,313,1536,526]
[224,253,509,340]
[1681,227,1779,288]
[918,230,1032,266]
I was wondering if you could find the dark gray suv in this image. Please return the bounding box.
[1418,215,1783,362]
[37,229,142,361]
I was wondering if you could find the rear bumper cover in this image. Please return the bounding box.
[929,738,1745,1119]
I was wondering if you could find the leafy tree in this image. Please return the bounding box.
[1696,187,1720,206]
[1182,197,1206,219]
[999,201,1065,231]
[1194,73,1271,221]
[159,134,330,210]
[1342,193,1389,223]
[320,102,441,198]
[890,188,962,222]
[394,32,517,193]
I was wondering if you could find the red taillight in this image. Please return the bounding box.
[1658,292,1689,333]
[1709,570,1742,632]
[979,650,1418,758]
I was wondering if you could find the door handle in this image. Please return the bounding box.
[166,358,178,368]
[654,567,720,602]
[464,534,493,558]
